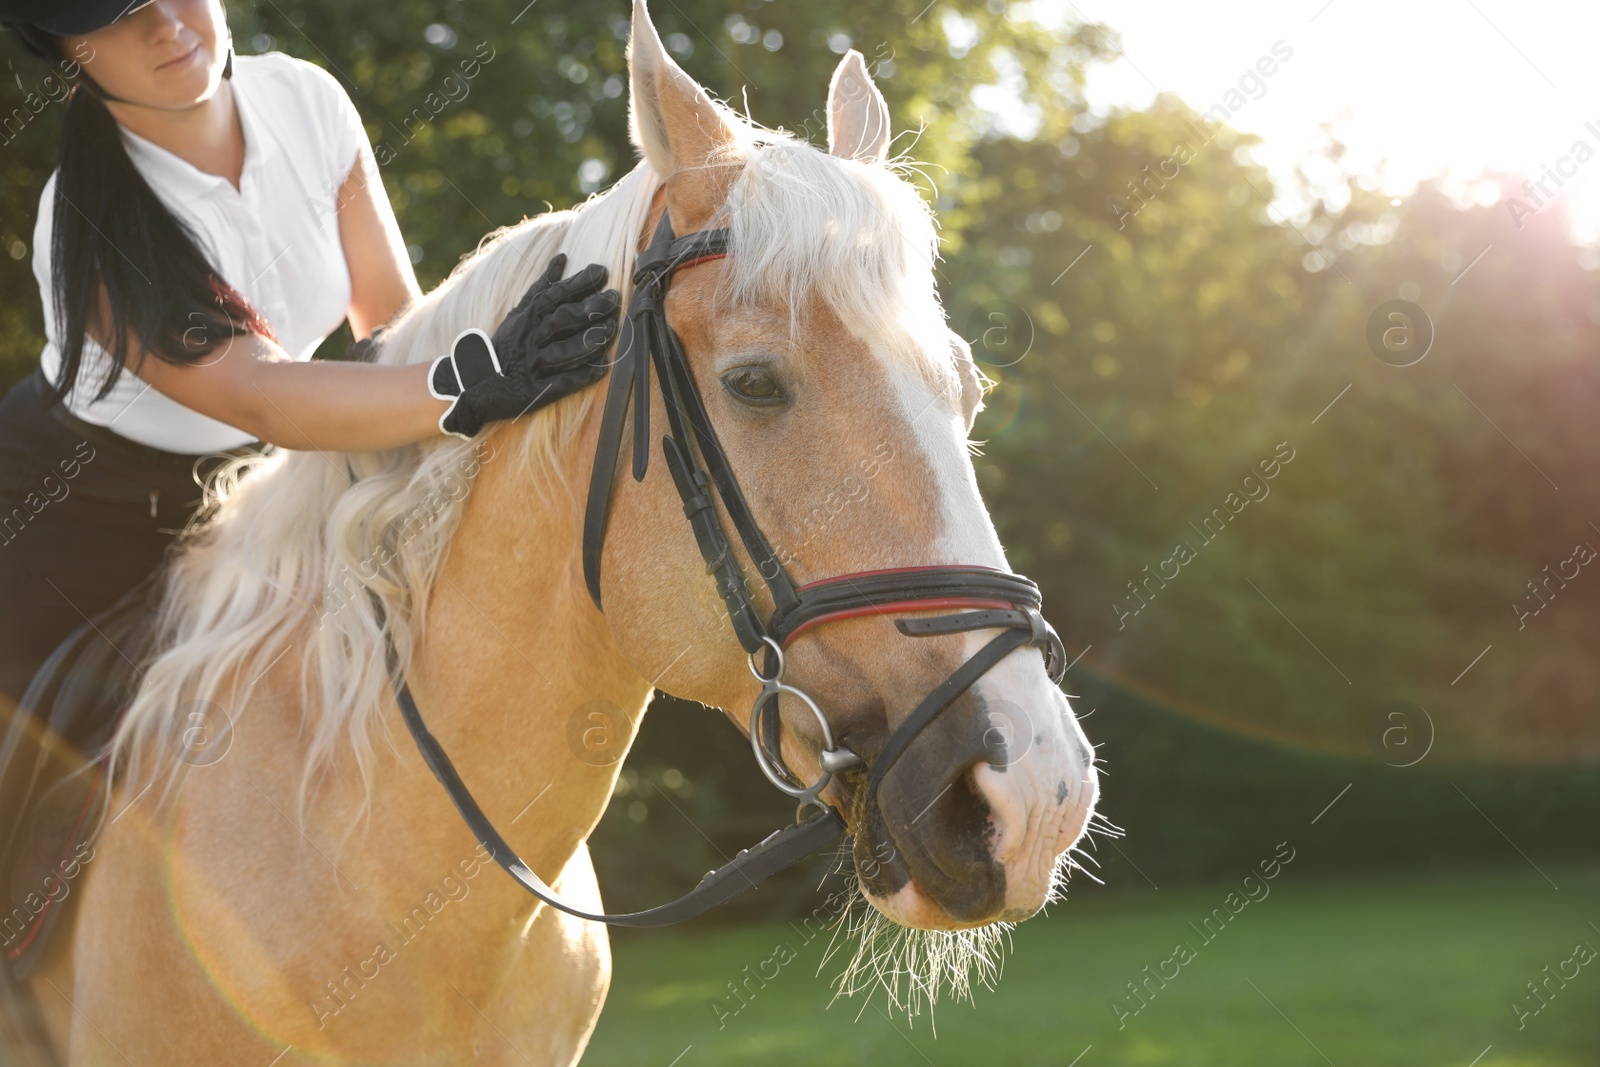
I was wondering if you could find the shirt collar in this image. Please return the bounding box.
[117,66,278,200]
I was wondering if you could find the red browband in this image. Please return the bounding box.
[783,597,1013,645]
[782,565,1013,647]
[796,564,1006,589]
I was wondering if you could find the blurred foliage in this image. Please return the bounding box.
[2,1,1595,904]
[1,0,1106,374]
[956,99,1600,763]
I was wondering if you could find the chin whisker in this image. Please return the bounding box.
[1086,810,1126,839]
[1064,851,1105,886]
[819,874,1016,1029]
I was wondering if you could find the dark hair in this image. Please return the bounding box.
[44,37,273,408]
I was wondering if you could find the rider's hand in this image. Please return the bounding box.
[429,254,621,439]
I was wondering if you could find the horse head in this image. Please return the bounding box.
[588,0,1100,934]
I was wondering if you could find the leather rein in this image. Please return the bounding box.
[389,209,1067,927]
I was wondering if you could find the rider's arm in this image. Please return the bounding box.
[336,145,420,342]
[130,328,447,452]
[117,150,619,453]
[121,256,621,451]
[126,142,441,452]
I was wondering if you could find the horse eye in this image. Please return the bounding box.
[721,365,786,406]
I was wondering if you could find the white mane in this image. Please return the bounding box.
[107,119,956,819]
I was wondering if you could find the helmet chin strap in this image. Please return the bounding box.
[79,42,233,109]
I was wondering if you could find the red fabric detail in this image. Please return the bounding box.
[796,563,1004,592]
[782,597,1014,646]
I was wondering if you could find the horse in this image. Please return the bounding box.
[22,3,1100,1062]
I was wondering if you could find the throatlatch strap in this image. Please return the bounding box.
[393,679,846,927]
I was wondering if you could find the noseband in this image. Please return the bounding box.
[391,209,1067,928]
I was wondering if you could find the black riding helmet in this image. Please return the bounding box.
[1,0,232,98]
[1,0,153,57]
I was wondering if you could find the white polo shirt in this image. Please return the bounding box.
[33,51,369,454]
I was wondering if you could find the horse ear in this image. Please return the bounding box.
[826,51,890,164]
[628,0,741,229]
[950,330,986,433]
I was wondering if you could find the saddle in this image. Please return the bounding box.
[0,572,161,982]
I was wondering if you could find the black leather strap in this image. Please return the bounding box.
[771,567,1044,642]
[581,210,801,638]
[393,679,845,927]
[895,608,1033,637]
[656,333,800,619]
[867,626,1034,809]
[662,436,767,650]
[770,568,1064,678]
[580,270,647,607]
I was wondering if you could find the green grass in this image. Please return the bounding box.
[584,866,1600,1066]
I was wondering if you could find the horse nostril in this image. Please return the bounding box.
[970,760,1025,865]
[977,696,1038,772]
[864,736,1011,923]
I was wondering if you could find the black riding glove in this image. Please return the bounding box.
[429,254,622,439]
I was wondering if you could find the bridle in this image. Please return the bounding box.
[390,207,1067,928]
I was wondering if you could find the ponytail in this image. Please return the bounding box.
[46,72,274,408]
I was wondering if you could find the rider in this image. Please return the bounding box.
[0,0,623,714]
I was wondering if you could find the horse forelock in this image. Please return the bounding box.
[718,132,959,395]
